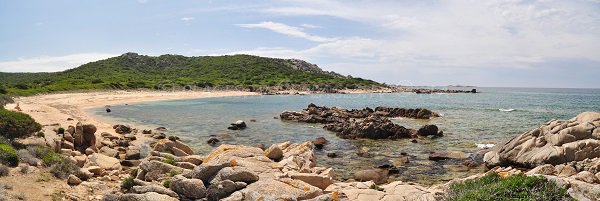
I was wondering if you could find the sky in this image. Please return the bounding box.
[1,0,599,88]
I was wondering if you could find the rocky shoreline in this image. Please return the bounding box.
[2,91,599,200]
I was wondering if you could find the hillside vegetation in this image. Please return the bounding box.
[0,53,382,96]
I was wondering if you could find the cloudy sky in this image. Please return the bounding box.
[1,0,599,88]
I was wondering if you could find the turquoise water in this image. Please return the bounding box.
[90,87,600,185]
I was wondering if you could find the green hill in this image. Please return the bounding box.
[0,53,383,96]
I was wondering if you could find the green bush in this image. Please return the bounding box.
[121,176,135,190]
[446,173,574,201]
[163,179,172,188]
[0,109,42,139]
[0,144,18,166]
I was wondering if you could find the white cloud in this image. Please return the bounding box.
[180,17,195,21]
[0,53,118,72]
[300,23,321,29]
[237,21,335,42]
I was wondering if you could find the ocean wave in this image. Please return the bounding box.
[499,108,515,112]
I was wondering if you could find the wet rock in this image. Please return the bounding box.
[227,120,247,130]
[313,137,328,149]
[428,151,469,161]
[113,124,132,134]
[142,130,152,134]
[207,137,220,145]
[392,155,410,167]
[354,168,388,184]
[327,152,337,158]
[264,144,283,161]
[416,125,440,136]
[170,175,207,199]
[152,133,166,139]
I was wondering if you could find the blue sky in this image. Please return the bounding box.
[1,0,599,88]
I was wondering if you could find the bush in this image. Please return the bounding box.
[446,173,574,201]
[121,176,135,190]
[0,144,18,167]
[0,164,9,176]
[164,157,176,166]
[162,179,171,188]
[17,149,40,166]
[50,159,78,179]
[0,109,42,139]
[57,127,65,134]
[0,96,13,107]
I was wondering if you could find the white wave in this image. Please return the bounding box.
[499,108,515,112]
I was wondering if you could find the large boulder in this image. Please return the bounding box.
[223,178,322,200]
[139,160,186,181]
[74,122,97,152]
[210,166,259,184]
[484,112,600,168]
[354,168,388,184]
[117,192,179,201]
[169,175,207,199]
[153,139,194,156]
[84,153,121,171]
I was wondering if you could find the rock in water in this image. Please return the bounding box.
[227,120,247,130]
[416,125,439,136]
[313,137,328,149]
[484,112,600,168]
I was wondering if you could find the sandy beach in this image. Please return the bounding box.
[5,90,259,142]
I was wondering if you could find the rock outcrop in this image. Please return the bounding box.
[484,112,600,168]
[280,104,441,139]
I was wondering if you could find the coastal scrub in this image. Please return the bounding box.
[0,108,42,139]
[446,172,573,201]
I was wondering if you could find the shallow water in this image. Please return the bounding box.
[90,87,600,185]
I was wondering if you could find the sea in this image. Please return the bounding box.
[89,87,600,185]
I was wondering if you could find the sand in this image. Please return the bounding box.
[5,90,258,142]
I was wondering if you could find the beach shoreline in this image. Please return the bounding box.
[5,90,260,144]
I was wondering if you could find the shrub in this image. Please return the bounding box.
[0,164,9,176]
[0,96,13,107]
[57,127,65,134]
[0,144,18,167]
[41,151,63,166]
[446,173,574,201]
[50,159,78,179]
[162,179,171,188]
[121,177,135,190]
[164,157,176,166]
[17,149,40,166]
[0,109,42,139]
[0,85,7,94]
